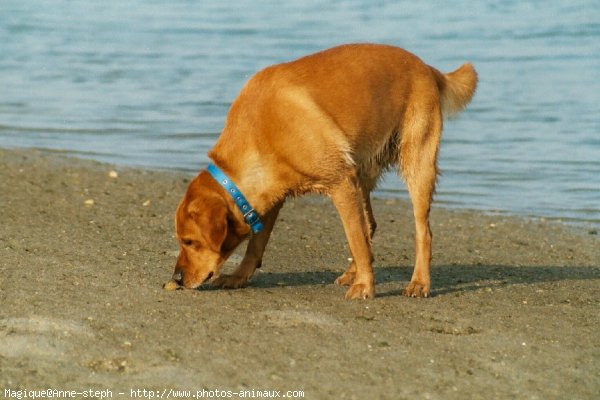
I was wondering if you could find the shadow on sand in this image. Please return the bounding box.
[230,264,600,297]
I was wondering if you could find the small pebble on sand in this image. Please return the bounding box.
[163,279,180,291]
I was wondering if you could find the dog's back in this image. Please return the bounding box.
[213,44,477,193]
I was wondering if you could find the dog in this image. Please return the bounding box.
[171,43,477,299]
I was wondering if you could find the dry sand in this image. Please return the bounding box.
[1,148,599,399]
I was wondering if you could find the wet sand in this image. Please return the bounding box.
[1,148,599,399]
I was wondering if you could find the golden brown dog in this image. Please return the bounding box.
[172,43,477,299]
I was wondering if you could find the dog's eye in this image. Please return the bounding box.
[182,239,194,247]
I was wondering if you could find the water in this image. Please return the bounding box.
[1,0,599,225]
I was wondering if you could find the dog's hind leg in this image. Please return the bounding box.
[335,181,377,287]
[403,176,434,298]
[399,110,442,298]
[330,174,375,299]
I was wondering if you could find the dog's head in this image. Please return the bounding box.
[173,172,250,288]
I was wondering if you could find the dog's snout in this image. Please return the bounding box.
[172,268,184,285]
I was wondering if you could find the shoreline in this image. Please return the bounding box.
[4,145,600,229]
[1,147,599,398]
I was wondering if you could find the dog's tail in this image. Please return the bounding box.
[430,63,478,118]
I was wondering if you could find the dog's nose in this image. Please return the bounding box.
[172,268,184,285]
[203,271,214,283]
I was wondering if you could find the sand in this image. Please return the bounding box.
[0,148,599,399]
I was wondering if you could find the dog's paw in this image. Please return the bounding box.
[211,274,249,289]
[335,271,356,286]
[345,283,375,300]
[402,281,430,298]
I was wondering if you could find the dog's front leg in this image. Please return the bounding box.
[212,201,284,289]
[330,176,375,299]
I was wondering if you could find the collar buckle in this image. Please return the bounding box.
[207,163,264,234]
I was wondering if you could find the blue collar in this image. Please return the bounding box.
[207,163,264,233]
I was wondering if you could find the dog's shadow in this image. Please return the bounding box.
[244,264,600,297]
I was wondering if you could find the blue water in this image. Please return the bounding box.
[1,1,599,225]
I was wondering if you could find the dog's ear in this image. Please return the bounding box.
[189,197,228,253]
[221,213,251,253]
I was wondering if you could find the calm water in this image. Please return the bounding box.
[1,1,599,225]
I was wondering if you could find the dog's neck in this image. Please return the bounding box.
[206,163,264,233]
[207,151,283,218]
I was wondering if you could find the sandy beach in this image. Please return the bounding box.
[0,147,599,399]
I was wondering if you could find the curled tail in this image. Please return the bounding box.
[430,63,478,117]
